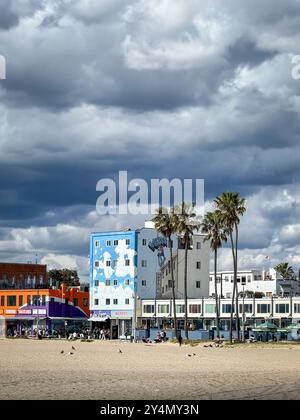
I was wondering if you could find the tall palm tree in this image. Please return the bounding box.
[274,263,295,280]
[152,207,179,340]
[215,192,246,343]
[175,203,201,339]
[201,211,227,338]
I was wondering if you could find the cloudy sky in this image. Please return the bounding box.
[0,0,300,282]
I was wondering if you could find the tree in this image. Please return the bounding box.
[215,192,246,343]
[274,263,295,281]
[175,202,201,339]
[202,210,227,338]
[152,207,179,340]
[48,269,80,288]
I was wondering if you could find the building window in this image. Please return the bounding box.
[257,304,270,314]
[142,280,147,286]
[176,304,185,314]
[50,297,55,303]
[7,296,16,306]
[106,261,111,267]
[126,239,130,246]
[189,304,201,314]
[168,280,174,288]
[125,260,130,266]
[205,304,216,314]
[32,295,40,306]
[27,295,31,305]
[142,239,147,246]
[19,295,23,306]
[158,304,169,314]
[125,298,130,305]
[83,298,88,307]
[105,280,110,286]
[247,275,251,282]
[196,262,201,269]
[225,276,229,282]
[222,304,234,314]
[95,241,100,247]
[125,279,130,286]
[141,260,147,267]
[106,299,110,305]
[95,280,99,287]
[113,280,118,286]
[241,276,247,285]
[94,299,99,306]
[0,296,5,306]
[196,242,201,249]
[106,240,111,246]
[239,304,253,313]
[113,299,118,305]
[294,304,300,313]
[276,304,289,314]
[41,295,46,306]
[114,240,119,246]
[74,298,78,307]
[196,281,201,288]
[209,277,213,282]
[95,261,99,268]
[143,304,155,314]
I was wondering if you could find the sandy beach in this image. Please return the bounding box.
[1,339,300,400]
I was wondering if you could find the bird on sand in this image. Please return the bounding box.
[72,346,76,350]
[68,352,74,355]
[60,350,64,354]
[118,349,123,354]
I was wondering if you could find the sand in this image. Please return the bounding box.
[1,339,300,400]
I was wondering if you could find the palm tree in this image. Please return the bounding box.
[215,192,246,343]
[201,211,227,338]
[152,207,179,340]
[274,263,295,280]
[175,203,201,339]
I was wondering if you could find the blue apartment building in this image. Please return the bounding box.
[89,223,167,338]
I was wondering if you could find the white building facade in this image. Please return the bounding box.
[158,234,210,299]
[209,268,300,299]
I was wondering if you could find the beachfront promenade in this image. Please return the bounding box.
[1,339,300,400]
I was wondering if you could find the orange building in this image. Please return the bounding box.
[0,284,90,337]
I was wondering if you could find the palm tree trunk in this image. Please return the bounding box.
[184,239,189,339]
[229,231,236,344]
[235,224,240,341]
[169,236,178,340]
[214,248,220,337]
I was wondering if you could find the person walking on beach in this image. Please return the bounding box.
[178,334,183,347]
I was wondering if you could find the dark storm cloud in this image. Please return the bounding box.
[0,1,19,30]
[0,0,300,275]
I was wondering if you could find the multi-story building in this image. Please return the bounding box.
[89,222,211,337]
[209,268,300,298]
[89,222,172,337]
[0,283,90,337]
[158,234,209,299]
[139,296,300,340]
[0,262,48,289]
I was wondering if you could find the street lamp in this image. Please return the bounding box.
[242,282,246,342]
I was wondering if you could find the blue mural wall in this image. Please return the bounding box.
[90,231,137,314]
